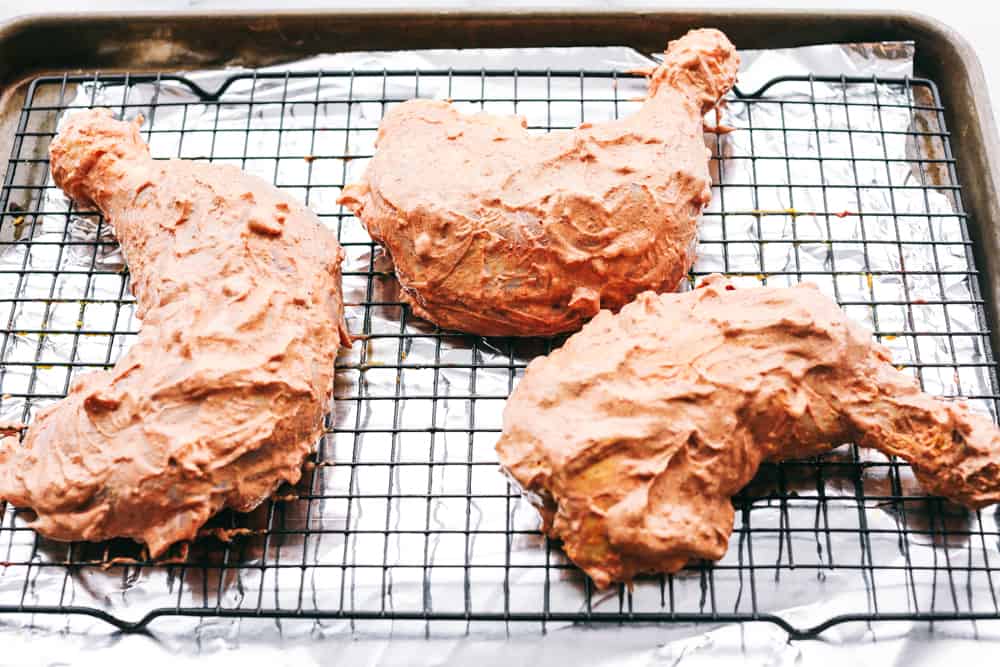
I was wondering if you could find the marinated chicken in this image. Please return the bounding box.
[340,29,738,336]
[0,110,351,556]
[496,275,1000,587]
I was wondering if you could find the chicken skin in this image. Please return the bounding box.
[496,275,1000,587]
[0,110,351,556]
[340,29,739,336]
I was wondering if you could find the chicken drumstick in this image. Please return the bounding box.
[0,110,351,556]
[496,275,1000,587]
[340,29,739,336]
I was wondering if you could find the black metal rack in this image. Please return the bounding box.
[0,66,997,639]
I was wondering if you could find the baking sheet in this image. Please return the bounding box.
[1,38,999,661]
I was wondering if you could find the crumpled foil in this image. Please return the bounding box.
[2,39,999,664]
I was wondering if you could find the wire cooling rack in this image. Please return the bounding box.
[0,67,998,639]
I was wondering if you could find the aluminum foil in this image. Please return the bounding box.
[2,39,999,663]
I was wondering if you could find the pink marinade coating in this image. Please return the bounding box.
[0,110,350,556]
[340,28,739,336]
[497,275,1000,587]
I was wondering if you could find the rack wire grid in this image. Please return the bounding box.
[0,65,998,640]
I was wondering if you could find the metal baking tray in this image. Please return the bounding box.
[0,10,998,640]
